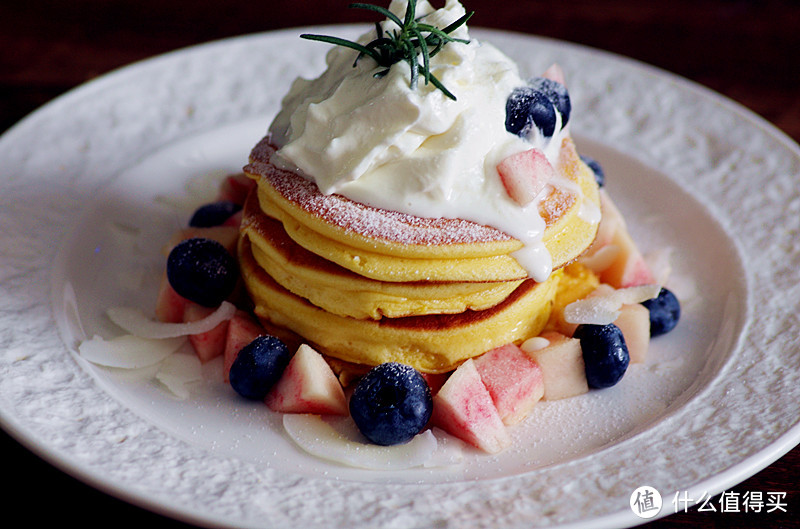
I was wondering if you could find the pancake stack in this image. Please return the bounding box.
[238,135,600,375]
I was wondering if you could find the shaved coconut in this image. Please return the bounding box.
[424,428,466,468]
[283,414,438,470]
[154,168,228,212]
[79,334,186,369]
[156,352,204,399]
[520,336,551,352]
[107,301,236,339]
[564,284,661,325]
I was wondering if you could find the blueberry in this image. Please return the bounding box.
[229,335,291,400]
[528,77,571,125]
[580,154,605,187]
[166,237,239,307]
[349,362,433,446]
[641,287,681,337]
[505,87,557,137]
[574,323,630,389]
[189,200,241,227]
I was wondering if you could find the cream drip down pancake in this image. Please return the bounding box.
[239,136,600,373]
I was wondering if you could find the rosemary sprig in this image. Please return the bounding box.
[300,0,473,100]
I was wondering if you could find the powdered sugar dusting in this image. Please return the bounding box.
[246,137,516,247]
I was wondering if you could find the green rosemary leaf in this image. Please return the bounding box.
[403,38,419,90]
[403,0,417,28]
[441,11,473,34]
[300,34,376,59]
[427,36,446,58]
[411,27,431,84]
[416,24,469,45]
[301,2,474,100]
[362,37,393,66]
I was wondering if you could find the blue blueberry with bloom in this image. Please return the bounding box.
[189,200,241,227]
[505,77,570,138]
[349,362,433,446]
[642,287,681,336]
[574,323,630,389]
[229,335,291,400]
[166,237,238,307]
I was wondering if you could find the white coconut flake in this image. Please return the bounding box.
[424,428,466,467]
[520,336,551,352]
[107,301,236,339]
[154,168,229,212]
[563,284,661,325]
[282,414,439,470]
[78,334,186,369]
[156,352,204,399]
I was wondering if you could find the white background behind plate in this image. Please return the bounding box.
[1,27,799,528]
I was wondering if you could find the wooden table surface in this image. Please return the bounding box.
[1,1,798,527]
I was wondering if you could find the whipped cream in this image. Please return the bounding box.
[268,0,579,282]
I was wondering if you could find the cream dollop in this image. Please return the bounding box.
[268,0,575,281]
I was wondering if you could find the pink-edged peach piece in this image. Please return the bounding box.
[265,344,348,415]
[541,63,567,86]
[217,173,256,206]
[591,193,656,288]
[473,344,544,425]
[614,303,651,363]
[497,148,555,206]
[223,310,266,381]
[183,303,229,363]
[430,359,511,454]
[581,190,623,265]
[521,332,588,401]
[155,273,188,323]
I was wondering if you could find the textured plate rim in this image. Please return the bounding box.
[0,26,798,529]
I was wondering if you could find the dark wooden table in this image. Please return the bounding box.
[2,1,798,527]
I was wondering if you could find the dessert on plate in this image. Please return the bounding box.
[239,0,603,377]
[100,0,681,458]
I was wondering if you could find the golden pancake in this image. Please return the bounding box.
[238,131,600,373]
[245,137,521,260]
[244,136,600,280]
[239,236,561,373]
[254,190,528,282]
[241,194,524,319]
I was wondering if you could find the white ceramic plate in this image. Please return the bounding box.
[2,27,799,529]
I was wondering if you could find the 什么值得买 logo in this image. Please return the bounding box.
[630,486,663,519]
